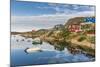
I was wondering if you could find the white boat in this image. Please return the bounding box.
[24,47,42,54]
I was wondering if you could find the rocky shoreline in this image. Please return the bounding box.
[39,35,95,57]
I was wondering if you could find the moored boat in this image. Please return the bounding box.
[24,47,42,54]
[32,38,42,44]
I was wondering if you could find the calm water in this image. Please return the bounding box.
[11,35,94,67]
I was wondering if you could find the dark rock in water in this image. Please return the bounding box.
[16,39,19,42]
[21,39,24,41]
[27,40,31,42]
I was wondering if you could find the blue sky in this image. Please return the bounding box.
[11,0,95,32]
[11,0,95,16]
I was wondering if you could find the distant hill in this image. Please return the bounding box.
[11,32,22,35]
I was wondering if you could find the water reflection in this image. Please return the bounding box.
[11,35,95,66]
[14,35,93,56]
[47,41,66,51]
[42,41,82,55]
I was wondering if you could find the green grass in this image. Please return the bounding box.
[78,36,86,42]
[88,36,95,44]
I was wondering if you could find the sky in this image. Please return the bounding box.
[11,0,95,32]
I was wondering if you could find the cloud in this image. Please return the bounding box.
[32,3,95,15]
[11,11,95,32]
[11,11,95,24]
[50,4,95,14]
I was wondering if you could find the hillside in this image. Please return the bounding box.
[65,16,95,28]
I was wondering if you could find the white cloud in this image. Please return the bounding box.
[11,11,95,32]
[11,11,95,23]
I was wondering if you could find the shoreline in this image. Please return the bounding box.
[39,36,95,57]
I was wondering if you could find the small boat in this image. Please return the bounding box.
[32,38,42,44]
[32,41,42,44]
[24,47,42,54]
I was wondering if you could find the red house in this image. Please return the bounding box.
[68,24,82,32]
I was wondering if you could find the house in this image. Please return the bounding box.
[67,17,95,33]
[68,22,95,33]
[68,24,82,32]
